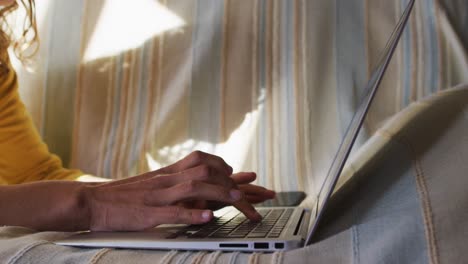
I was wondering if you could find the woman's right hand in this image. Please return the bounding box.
[84,151,263,231]
[0,151,269,232]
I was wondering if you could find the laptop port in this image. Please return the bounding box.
[219,243,248,248]
[275,243,284,249]
[254,243,269,249]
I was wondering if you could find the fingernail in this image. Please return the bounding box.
[202,210,212,221]
[230,189,242,201]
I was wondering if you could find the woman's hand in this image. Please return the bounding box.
[232,172,276,204]
[180,172,276,211]
[84,151,275,231]
[0,151,275,232]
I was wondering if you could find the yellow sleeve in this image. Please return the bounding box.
[0,55,83,185]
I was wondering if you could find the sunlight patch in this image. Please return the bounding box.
[146,109,261,172]
[84,0,185,62]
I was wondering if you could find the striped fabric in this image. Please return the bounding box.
[1,84,467,264]
[13,0,468,194]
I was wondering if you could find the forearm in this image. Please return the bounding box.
[0,181,90,231]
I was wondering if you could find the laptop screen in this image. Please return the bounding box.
[305,0,415,246]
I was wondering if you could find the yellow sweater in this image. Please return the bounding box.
[0,53,81,184]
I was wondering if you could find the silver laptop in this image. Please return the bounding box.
[56,0,415,252]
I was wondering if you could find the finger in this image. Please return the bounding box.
[233,198,262,222]
[245,194,272,204]
[151,206,213,225]
[147,164,236,189]
[239,184,276,198]
[248,191,276,201]
[196,196,261,221]
[239,184,267,194]
[105,152,235,189]
[231,172,257,185]
[160,151,233,176]
[89,202,213,231]
[144,180,243,206]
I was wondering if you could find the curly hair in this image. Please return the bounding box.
[0,0,38,75]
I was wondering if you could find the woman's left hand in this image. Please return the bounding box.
[180,172,276,211]
[232,172,276,205]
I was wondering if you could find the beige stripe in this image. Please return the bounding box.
[139,36,159,172]
[248,252,261,264]
[251,0,259,174]
[219,0,230,140]
[118,49,139,176]
[89,248,112,264]
[97,56,116,176]
[265,0,274,189]
[7,241,50,264]
[221,0,256,147]
[190,251,208,264]
[301,0,313,185]
[146,14,165,168]
[139,0,167,173]
[156,23,165,161]
[138,39,154,173]
[153,22,164,153]
[158,250,178,264]
[111,52,131,178]
[271,251,284,264]
[71,65,81,169]
[129,47,143,174]
[293,0,305,190]
[71,0,88,169]
[145,0,195,169]
[120,52,133,178]
[117,50,136,175]
[71,73,82,168]
[206,251,222,264]
[272,0,280,190]
[228,252,240,264]
[130,47,143,174]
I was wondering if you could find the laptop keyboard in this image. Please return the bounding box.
[178,208,294,239]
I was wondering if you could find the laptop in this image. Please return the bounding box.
[56,0,415,252]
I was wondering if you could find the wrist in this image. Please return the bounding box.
[75,184,93,231]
